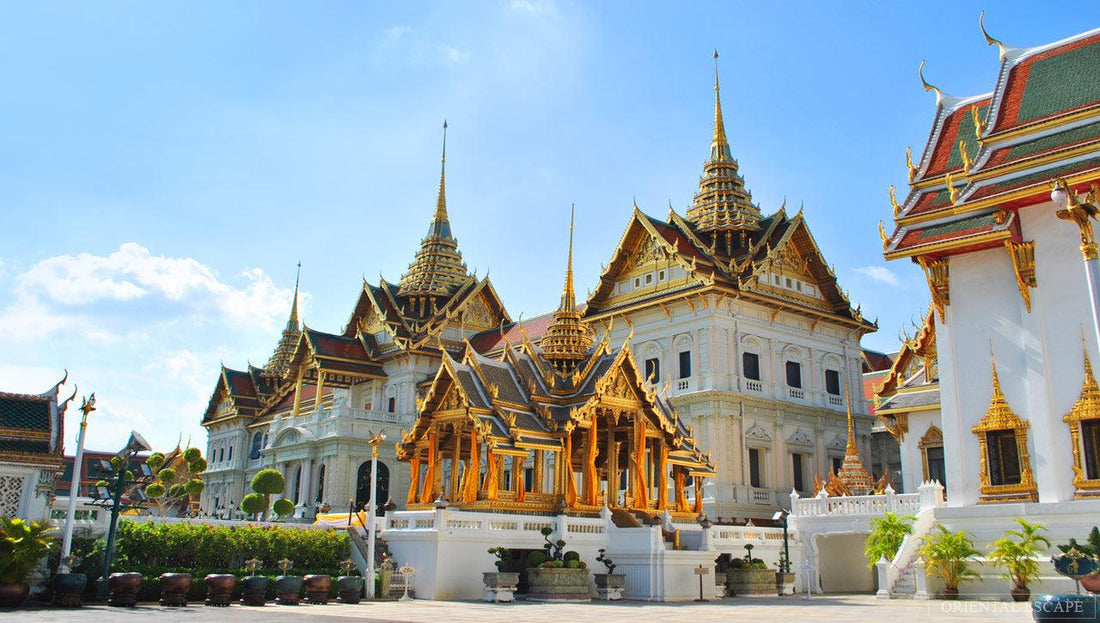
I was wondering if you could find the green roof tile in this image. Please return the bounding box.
[1017,41,1100,124]
[0,396,50,430]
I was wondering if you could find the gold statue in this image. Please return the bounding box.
[1054,178,1100,259]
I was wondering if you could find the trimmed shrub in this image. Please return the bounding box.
[157,468,177,483]
[563,550,580,562]
[272,498,295,518]
[147,453,166,473]
[241,493,265,516]
[145,483,166,498]
[183,447,202,462]
[252,469,285,495]
[184,478,205,496]
[188,457,208,473]
[527,551,548,568]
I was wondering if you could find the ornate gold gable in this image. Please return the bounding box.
[1063,348,1100,498]
[972,357,1037,503]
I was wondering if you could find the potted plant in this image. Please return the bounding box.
[526,528,590,602]
[52,555,87,608]
[775,551,795,596]
[336,560,364,604]
[273,558,303,605]
[107,572,144,607]
[0,518,52,608]
[919,525,981,600]
[864,511,915,569]
[240,558,269,606]
[304,574,332,604]
[159,572,193,607]
[1057,527,1100,594]
[483,547,519,603]
[1043,539,1100,622]
[593,549,624,601]
[726,544,772,596]
[203,573,237,607]
[987,519,1051,602]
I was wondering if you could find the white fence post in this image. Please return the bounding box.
[875,556,890,599]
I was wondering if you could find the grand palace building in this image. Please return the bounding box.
[199,54,887,523]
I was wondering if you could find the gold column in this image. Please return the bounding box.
[292,374,304,416]
[449,424,461,500]
[607,414,618,506]
[533,449,544,494]
[313,370,326,412]
[693,476,703,514]
[419,428,437,504]
[406,457,420,506]
[657,444,669,510]
[675,468,688,512]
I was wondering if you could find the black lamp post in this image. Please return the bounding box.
[90,431,152,597]
[773,509,790,573]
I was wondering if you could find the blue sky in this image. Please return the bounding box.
[2,1,1097,452]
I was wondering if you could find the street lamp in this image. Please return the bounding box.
[58,393,94,575]
[1052,179,1100,349]
[772,509,791,574]
[93,430,152,595]
[366,429,387,599]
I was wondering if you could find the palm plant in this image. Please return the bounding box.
[0,517,54,585]
[920,525,981,595]
[988,519,1051,591]
[864,511,916,569]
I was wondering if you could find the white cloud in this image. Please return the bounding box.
[510,0,555,14]
[442,45,470,65]
[385,26,409,41]
[853,265,900,287]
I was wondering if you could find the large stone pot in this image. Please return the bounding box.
[1032,594,1098,622]
[776,572,796,596]
[274,575,303,605]
[482,572,519,603]
[159,572,193,607]
[204,574,236,607]
[0,583,29,608]
[107,572,143,607]
[593,573,624,601]
[53,573,87,608]
[726,568,774,596]
[336,576,364,604]
[303,574,331,604]
[526,567,590,602]
[240,575,269,606]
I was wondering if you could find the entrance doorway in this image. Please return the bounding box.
[355,460,390,513]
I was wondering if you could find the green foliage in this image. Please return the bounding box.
[184,478,205,496]
[563,550,580,562]
[252,469,285,495]
[920,525,982,591]
[111,456,126,470]
[487,547,510,572]
[95,480,109,488]
[565,560,579,569]
[241,493,266,516]
[188,457,208,474]
[167,483,186,498]
[865,511,916,569]
[158,467,177,483]
[272,498,295,517]
[123,470,135,482]
[527,551,548,568]
[1057,527,1100,558]
[729,558,746,569]
[183,447,202,463]
[544,560,564,568]
[988,519,1051,589]
[0,517,54,584]
[146,453,166,473]
[145,483,166,498]
[596,549,616,574]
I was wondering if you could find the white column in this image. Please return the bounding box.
[298,459,313,506]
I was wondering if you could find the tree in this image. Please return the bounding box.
[240,493,265,518]
[272,498,295,518]
[251,469,286,520]
[864,511,916,569]
[920,525,982,595]
[988,519,1051,591]
[141,447,208,516]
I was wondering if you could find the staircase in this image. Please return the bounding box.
[892,565,916,598]
[610,508,642,528]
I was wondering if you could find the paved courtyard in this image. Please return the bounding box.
[14,595,1039,623]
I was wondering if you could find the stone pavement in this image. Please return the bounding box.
[13,595,1037,623]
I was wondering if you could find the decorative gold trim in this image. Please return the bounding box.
[1005,240,1037,313]
[1063,347,1100,497]
[918,425,943,483]
[972,355,1037,503]
[918,257,950,323]
[884,229,1012,261]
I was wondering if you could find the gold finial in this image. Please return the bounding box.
[958,139,972,171]
[278,558,293,574]
[340,559,355,576]
[288,261,302,329]
[244,558,262,574]
[845,383,858,456]
[971,106,986,141]
[878,221,890,252]
[944,171,959,204]
[711,49,730,159]
[906,147,917,182]
[79,393,97,417]
[889,185,901,216]
[918,60,943,104]
[435,120,448,220]
[562,203,576,313]
[979,11,1006,61]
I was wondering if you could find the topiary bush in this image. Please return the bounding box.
[272,498,295,518]
[527,551,548,568]
[241,493,266,517]
[563,550,580,562]
[251,469,286,520]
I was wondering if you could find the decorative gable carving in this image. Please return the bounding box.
[827,432,846,452]
[787,428,815,448]
[745,422,773,442]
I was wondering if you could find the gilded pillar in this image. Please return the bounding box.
[292,374,304,416]
[657,444,668,510]
[533,449,544,494]
[313,370,326,412]
[406,457,420,506]
[449,424,461,500]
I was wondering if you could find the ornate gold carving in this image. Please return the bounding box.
[1005,240,1037,313]
[958,139,972,172]
[971,106,986,141]
[889,186,901,217]
[972,356,1037,503]
[944,171,959,204]
[918,257,950,322]
[918,425,943,483]
[878,221,890,252]
[906,146,917,183]
[1053,179,1100,261]
[1063,347,1100,497]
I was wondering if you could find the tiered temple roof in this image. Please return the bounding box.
[873,308,940,443]
[0,374,71,466]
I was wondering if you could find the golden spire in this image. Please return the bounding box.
[263,262,304,383]
[979,11,1006,61]
[836,382,874,495]
[287,261,301,331]
[540,205,593,374]
[398,120,470,304]
[687,49,761,238]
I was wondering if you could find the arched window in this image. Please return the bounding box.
[388,397,396,413]
[249,432,263,460]
[355,460,391,514]
[315,464,326,503]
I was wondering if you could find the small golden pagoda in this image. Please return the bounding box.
[261,262,303,385]
[836,385,874,495]
[539,206,594,375]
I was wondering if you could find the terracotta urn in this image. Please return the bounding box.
[274,575,303,605]
[942,586,959,600]
[159,572,193,607]
[336,576,364,603]
[240,576,269,606]
[1009,585,1030,603]
[107,572,143,607]
[204,574,236,607]
[1082,572,1100,595]
[0,583,29,608]
[52,573,87,608]
[304,574,332,604]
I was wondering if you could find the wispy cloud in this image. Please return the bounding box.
[853,265,900,287]
[510,0,555,14]
[441,45,470,65]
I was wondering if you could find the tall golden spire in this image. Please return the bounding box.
[836,383,874,495]
[541,205,593,374]
[287,261,301,331]
[398,120,470,305]
[264,262,304,383]
[686,49,761,238]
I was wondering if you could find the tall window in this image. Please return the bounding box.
[228,446,233,461]
[218,447,224,462]
[387,397,396,413]
[987,429,1022,486]
[250,432,263,460]
[743,353,761,381]
[792,454,805,492]
[645,358,660,383]
[825,370,841,395]
[748,448,762,488]
[831,456,843,474]
[679,351,692,379]
[1084,421,1100,480]
[315,465,326,503]
[925,446,947,487]
[786,361,802,388]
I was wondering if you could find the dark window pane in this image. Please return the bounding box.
[645,358,660,383]
[987,429,1021,486]
[831,456,843,474]
[1084,421,1100,480]
[926,446,947,488]
[388,397,396,413]
[825,370,841,395]
[743,353,761,381]
[749,448,762,488]
[786,361,802,388]
[679,351,692,379]
[792,454,804,492]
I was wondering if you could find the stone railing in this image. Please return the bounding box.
[383,508,605,544]
[790,481,944,517]
[733,484,775,506]
[745,379,763,393]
